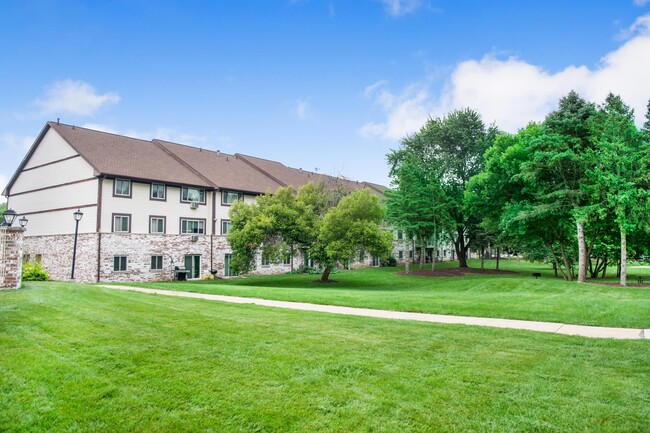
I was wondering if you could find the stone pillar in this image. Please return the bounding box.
[0,227,25,289]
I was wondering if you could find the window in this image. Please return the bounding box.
[222,190,243,205]
[151,183,166,200]
[181,187,205,204]
[282,254,291,265]
[221,219,232,235]
[151,255,163,270]
[409,250,414,259]
[359,251,365,262]
[397,230,403,240]
[150,216,165,234]
[398,250,403,259]
[114,256,127,272]
[114,179,131,197]
[113,214,131,233]
[261,253,270,266]
[181,219,205,234]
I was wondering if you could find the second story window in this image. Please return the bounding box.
[114,179,131,197]
[150,216,165,234]
[181,187,206,204]
[113,214,131,233]
[181,219,205,235]
[151,183,166,200]
[222,190,243,205]
[221,219,232,235]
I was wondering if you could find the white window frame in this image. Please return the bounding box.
[181,187,206,204]
[150,216,165,234]
[221,219,232,235]
[151,255,163,270]
[114,178,131,197]
[222,190,243,206]
[113,214,131,233]
[151,183,166,200]
[181,219,205,235]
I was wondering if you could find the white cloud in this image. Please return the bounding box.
[80,123,119,134]
[1,134,34,151]
[291,99,315,120]
[361,14,650,138]
[36,80,120,116]
[634,0,649,6]
[378,0,423,17]
[80,124,207,147]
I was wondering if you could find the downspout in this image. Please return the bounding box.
[96,176,105,282]
[211,190,216,272]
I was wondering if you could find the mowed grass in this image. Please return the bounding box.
[1,282,649,432]
[129,260,650,328]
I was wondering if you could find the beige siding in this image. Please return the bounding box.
[11,157,95,194]
[10,181,97,215]
[100,180,214,235]
[15,206,98,236]
[24,128,79,169]
[214,192,257,235]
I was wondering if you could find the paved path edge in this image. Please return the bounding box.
[98,285,648,340]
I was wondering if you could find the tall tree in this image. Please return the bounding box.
[388,108,497,268]
[522,91,596,283]
[385,153,449,272]
[588,93,650,286]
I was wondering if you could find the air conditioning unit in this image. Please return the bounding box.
[191,235,199,242]
[190,202,199,209]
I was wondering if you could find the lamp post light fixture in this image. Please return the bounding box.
[2,208,18,227]
[70,209,83,280]
[19,216,28,228]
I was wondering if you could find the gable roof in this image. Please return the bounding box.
[4,121,385,197]
[49,122,213,187]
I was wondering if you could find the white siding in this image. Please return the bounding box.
[11,157,95,194]
[24,128,79,169]
[10,181,97,215]
[214,192,257,234]
[15,206,98,236]
[100,180,214,235]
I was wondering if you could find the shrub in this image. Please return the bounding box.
[381,256,397,267]
[22,262,49,281]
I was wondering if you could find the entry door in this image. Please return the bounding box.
[184,255,201,279]
[224,254,232,277]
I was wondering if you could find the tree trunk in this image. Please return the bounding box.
[320,266,333,283]
[620,228,627,287]
[496,247,500,271]
[576,221,587,283]
[405,257,410,275]
[602,253,607,279]
[547,243,568,280]
[553,261,558,278]
[480,246,485,269]
[431,229,436,272]
[559,240,573,281]
[456,227,468,268]
[420,243,425,270]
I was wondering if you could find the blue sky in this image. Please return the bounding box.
[2,0,650,202]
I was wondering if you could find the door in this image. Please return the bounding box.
[184,255,201,279]
[224,254,232,277]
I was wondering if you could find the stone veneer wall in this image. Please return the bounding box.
[23,233,312,283]
[23,234,99,283]
[0,227,25,289]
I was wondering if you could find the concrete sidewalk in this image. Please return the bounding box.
[99,285,649,340]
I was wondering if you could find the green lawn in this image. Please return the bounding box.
[126,260,650,328]
[1,282,649,432]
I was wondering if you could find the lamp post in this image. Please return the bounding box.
[71,209,83,279]
[19,216,28,228]
[2,208,18,227]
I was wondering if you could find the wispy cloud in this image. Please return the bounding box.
[378,0,423,17]
[361,14,650,139]
[634,0,649,6]
[80,123,207,147]
[35,80,120,116]
[291,99,316,120]
[0,134,34,151]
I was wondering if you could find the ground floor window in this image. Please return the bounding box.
[261,253,270,266]
[399,250,403,259]
[282,254,291,265]
[114,256,127,272]
[151,255,163,270]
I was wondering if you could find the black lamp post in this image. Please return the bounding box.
[2,208,18,227]
[19,216,28,228]
[71,209,83,279]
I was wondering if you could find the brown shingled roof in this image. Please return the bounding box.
[154,140,283,194]
[49,122,213,187]
[235,154,375,194]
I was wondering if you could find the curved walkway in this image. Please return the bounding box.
[99,285,649,340]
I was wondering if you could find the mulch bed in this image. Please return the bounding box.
[398,267,517,277]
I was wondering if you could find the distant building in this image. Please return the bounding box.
[3,122,386,282]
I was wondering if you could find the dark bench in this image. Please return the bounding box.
[532,272,542,279]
